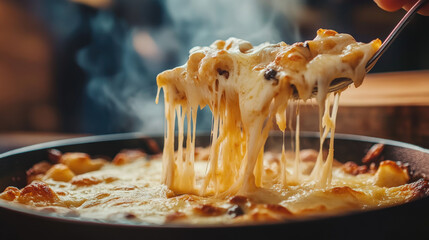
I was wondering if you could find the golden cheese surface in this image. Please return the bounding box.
[1,148,425,225]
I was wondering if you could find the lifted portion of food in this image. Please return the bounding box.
[1,146,427,225]
[156,29,381,195]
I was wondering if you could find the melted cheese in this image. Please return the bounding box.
[156,29,381,196]
[1,152,420,225]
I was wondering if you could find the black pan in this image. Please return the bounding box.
[0,132,428,240]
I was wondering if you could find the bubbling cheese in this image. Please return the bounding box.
[156,29,381,196]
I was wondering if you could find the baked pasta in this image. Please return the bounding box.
[1,144,428,224]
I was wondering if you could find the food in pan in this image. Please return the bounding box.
[1,145,428,224]
[1,29,428,225]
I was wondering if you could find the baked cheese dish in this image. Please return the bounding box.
[1,146,427,224]
[1,29,428,225]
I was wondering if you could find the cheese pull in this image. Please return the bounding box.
[156,29,380,195]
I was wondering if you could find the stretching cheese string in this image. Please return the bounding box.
[156,31,380,196]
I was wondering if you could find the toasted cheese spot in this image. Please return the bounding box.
[0,186,20,201]
[193,204,226,216]
[374,160,409,187]
[26,161,52,184]
[113,149,147,165]
[17,181,60,205]
[60,153,106,175]
[226,205,244,218]
[71,175,118,186]
[264,204,293,215]
[43,164,75,182]
[342,161,377,175]
[165,211,187,223]
[329,186,365,198]
[245,204,292,222]
[401,179,429,199]
[248,211,282,222]
[318,29,338,37]
[298,205,328,215]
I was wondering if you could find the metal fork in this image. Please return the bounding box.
[292,0,428,99]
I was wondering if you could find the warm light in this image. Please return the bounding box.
[71,0,112,8]
[133,30,161,61]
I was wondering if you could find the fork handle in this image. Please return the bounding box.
[366,0,428,72]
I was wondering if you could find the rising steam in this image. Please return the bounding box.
[76,0,303,134]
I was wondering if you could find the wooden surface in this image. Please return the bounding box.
[340,70,429,106]
[0,1,58,132]
[297,71,429,148]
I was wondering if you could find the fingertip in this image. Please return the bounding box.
[374,0,409,12]
[403,2,429,16]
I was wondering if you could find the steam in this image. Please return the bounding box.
[77,0,303,134]
[165,0,302,61]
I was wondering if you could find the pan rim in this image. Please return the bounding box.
[0,131,427,159]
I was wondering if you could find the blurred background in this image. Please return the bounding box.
[0,0,428,149]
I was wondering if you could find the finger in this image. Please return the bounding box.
[373,0,409,12]
[403,1,429,16]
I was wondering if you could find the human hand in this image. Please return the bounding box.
[374,0,429,15]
